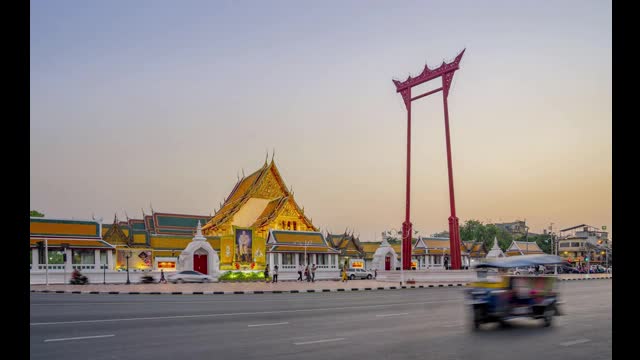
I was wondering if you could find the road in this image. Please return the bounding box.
[30,280,611,360]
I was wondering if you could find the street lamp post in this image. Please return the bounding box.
[125,251,131,285]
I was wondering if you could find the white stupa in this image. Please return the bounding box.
[371,237,399,271]
[486,237,506,259]
[177,220,220,277]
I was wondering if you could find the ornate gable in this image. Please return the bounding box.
[103,216,130,247]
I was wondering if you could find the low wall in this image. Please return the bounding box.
[375,270,476,283]
[30,269,342,284]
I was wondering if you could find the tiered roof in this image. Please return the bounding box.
[202,160,315,234]
[506,240,545,256]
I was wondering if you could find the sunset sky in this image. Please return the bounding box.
[30,0,611,240]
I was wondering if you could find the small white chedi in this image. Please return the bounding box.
[371,237,399,271]
[177,221,221,278]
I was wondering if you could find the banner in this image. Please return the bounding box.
[234,227,253,264]
[220,237,235,264]
[252,237,266,265]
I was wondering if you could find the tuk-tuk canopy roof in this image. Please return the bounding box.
[474,254,566,269]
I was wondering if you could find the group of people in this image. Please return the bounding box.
[297,264,317,282]
[263,264,278,283]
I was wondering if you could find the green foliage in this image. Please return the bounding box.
[460,220,513,251]
[30,210,45,217]
[218,271,266,282]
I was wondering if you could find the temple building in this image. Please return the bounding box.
[327,232,366,269]
[30,157,339,280]
[505,240,545,256]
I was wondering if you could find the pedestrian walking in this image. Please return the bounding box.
[159,269,167,284]
[264,264,270,283]
[304,265,310,282]
[297,264,303,281]
[272,265,278,283]
[374,268,377,279]
[342,267,348,282]
[311,264,317,282]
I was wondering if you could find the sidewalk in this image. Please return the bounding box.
[29,274,611,295]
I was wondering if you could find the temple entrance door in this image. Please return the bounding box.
[194,250,208,275]
[385,255,391,271]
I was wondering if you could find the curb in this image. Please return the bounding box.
[30,283,468,295]
[29,277,611,295]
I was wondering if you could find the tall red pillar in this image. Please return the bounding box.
[393,49,465,271]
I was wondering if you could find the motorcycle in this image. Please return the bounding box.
[70,270,89,285]
[140,274,156,284]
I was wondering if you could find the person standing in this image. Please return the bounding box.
[304,265,310,282]
[342,266,348,282]
[374,268,377,280]
[160,268,167,284]
[311,264,317,282]
[272,265,278,283]
[297,264,303,281]
[264,264,270,283]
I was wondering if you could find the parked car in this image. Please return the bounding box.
[509,267,535,275]
[167,270,213,283]
[590,265,607,273]
[346,268,373,280]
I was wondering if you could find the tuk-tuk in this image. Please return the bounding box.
[467,254,565,330]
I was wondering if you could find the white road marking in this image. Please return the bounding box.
[31,299,459,326]
[376,313,409,317]
[294,338,345,345]
[560,339,591,346]
[248,322,289,327]
[44,334,115,342]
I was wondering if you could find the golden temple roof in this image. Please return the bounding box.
[202,159,316,233]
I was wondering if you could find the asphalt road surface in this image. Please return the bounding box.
[30,280,611,360]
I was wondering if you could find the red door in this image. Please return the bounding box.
[194,254,208,275]
[385,256,391,271]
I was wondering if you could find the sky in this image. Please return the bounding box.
[30,0,612,241]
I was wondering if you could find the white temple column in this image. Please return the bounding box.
[32,249,39,268]
[94,249,101,270]
[65,249,73,272]
[108,250,114,270]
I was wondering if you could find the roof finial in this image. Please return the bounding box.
[265,149,269,165]
[92,213,95,221]
[242,168,245,178]
[141,208,146,217]
[124,210,129,221]
[114,213,118,223]
[271,148,275,163]
[150,203,154,214]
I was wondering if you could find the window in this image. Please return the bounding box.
[72,250,95,264]
[317,254,327,265]
[293,222,297,231]
[559,243,570,248]
[571,242,581,247]
[48,249,65,264]
[100,250,108,265]
[283,253,294,265]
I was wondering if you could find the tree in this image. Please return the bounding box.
[460,220,513,251]
[30,210,44,217]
